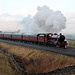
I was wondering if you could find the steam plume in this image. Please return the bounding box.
[20,5,66,33]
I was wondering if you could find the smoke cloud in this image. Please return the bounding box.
[20,5,66,33]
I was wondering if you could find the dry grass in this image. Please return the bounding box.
[69,74,75,75]
[0,52,22,75]
[0,42,75,73]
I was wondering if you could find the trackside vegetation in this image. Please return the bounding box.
[0,52,22,75]
[67,39,75,48]
[0,42,75,73]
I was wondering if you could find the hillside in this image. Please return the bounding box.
[0,42,75,73]
[0,52,22,75]
[67,39,75,48]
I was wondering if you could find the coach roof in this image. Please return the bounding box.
[23,33,38,36]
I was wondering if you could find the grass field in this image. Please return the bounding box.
[0,42,75,73]
[0,52,22,75]
[66,39,75,75]
[67,39,75,48]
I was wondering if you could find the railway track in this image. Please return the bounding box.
[0,39,75,57]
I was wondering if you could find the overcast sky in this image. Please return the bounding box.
[0,0,75,34]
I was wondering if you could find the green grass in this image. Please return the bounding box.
[0,52,22,75]
[67,39,75,48]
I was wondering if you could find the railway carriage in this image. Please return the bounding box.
[23,33,38,43]
[12,33,23,41]
[0,32,4,39]
[3,33,12,40]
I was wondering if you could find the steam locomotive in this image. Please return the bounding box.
[0,32,68,48]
